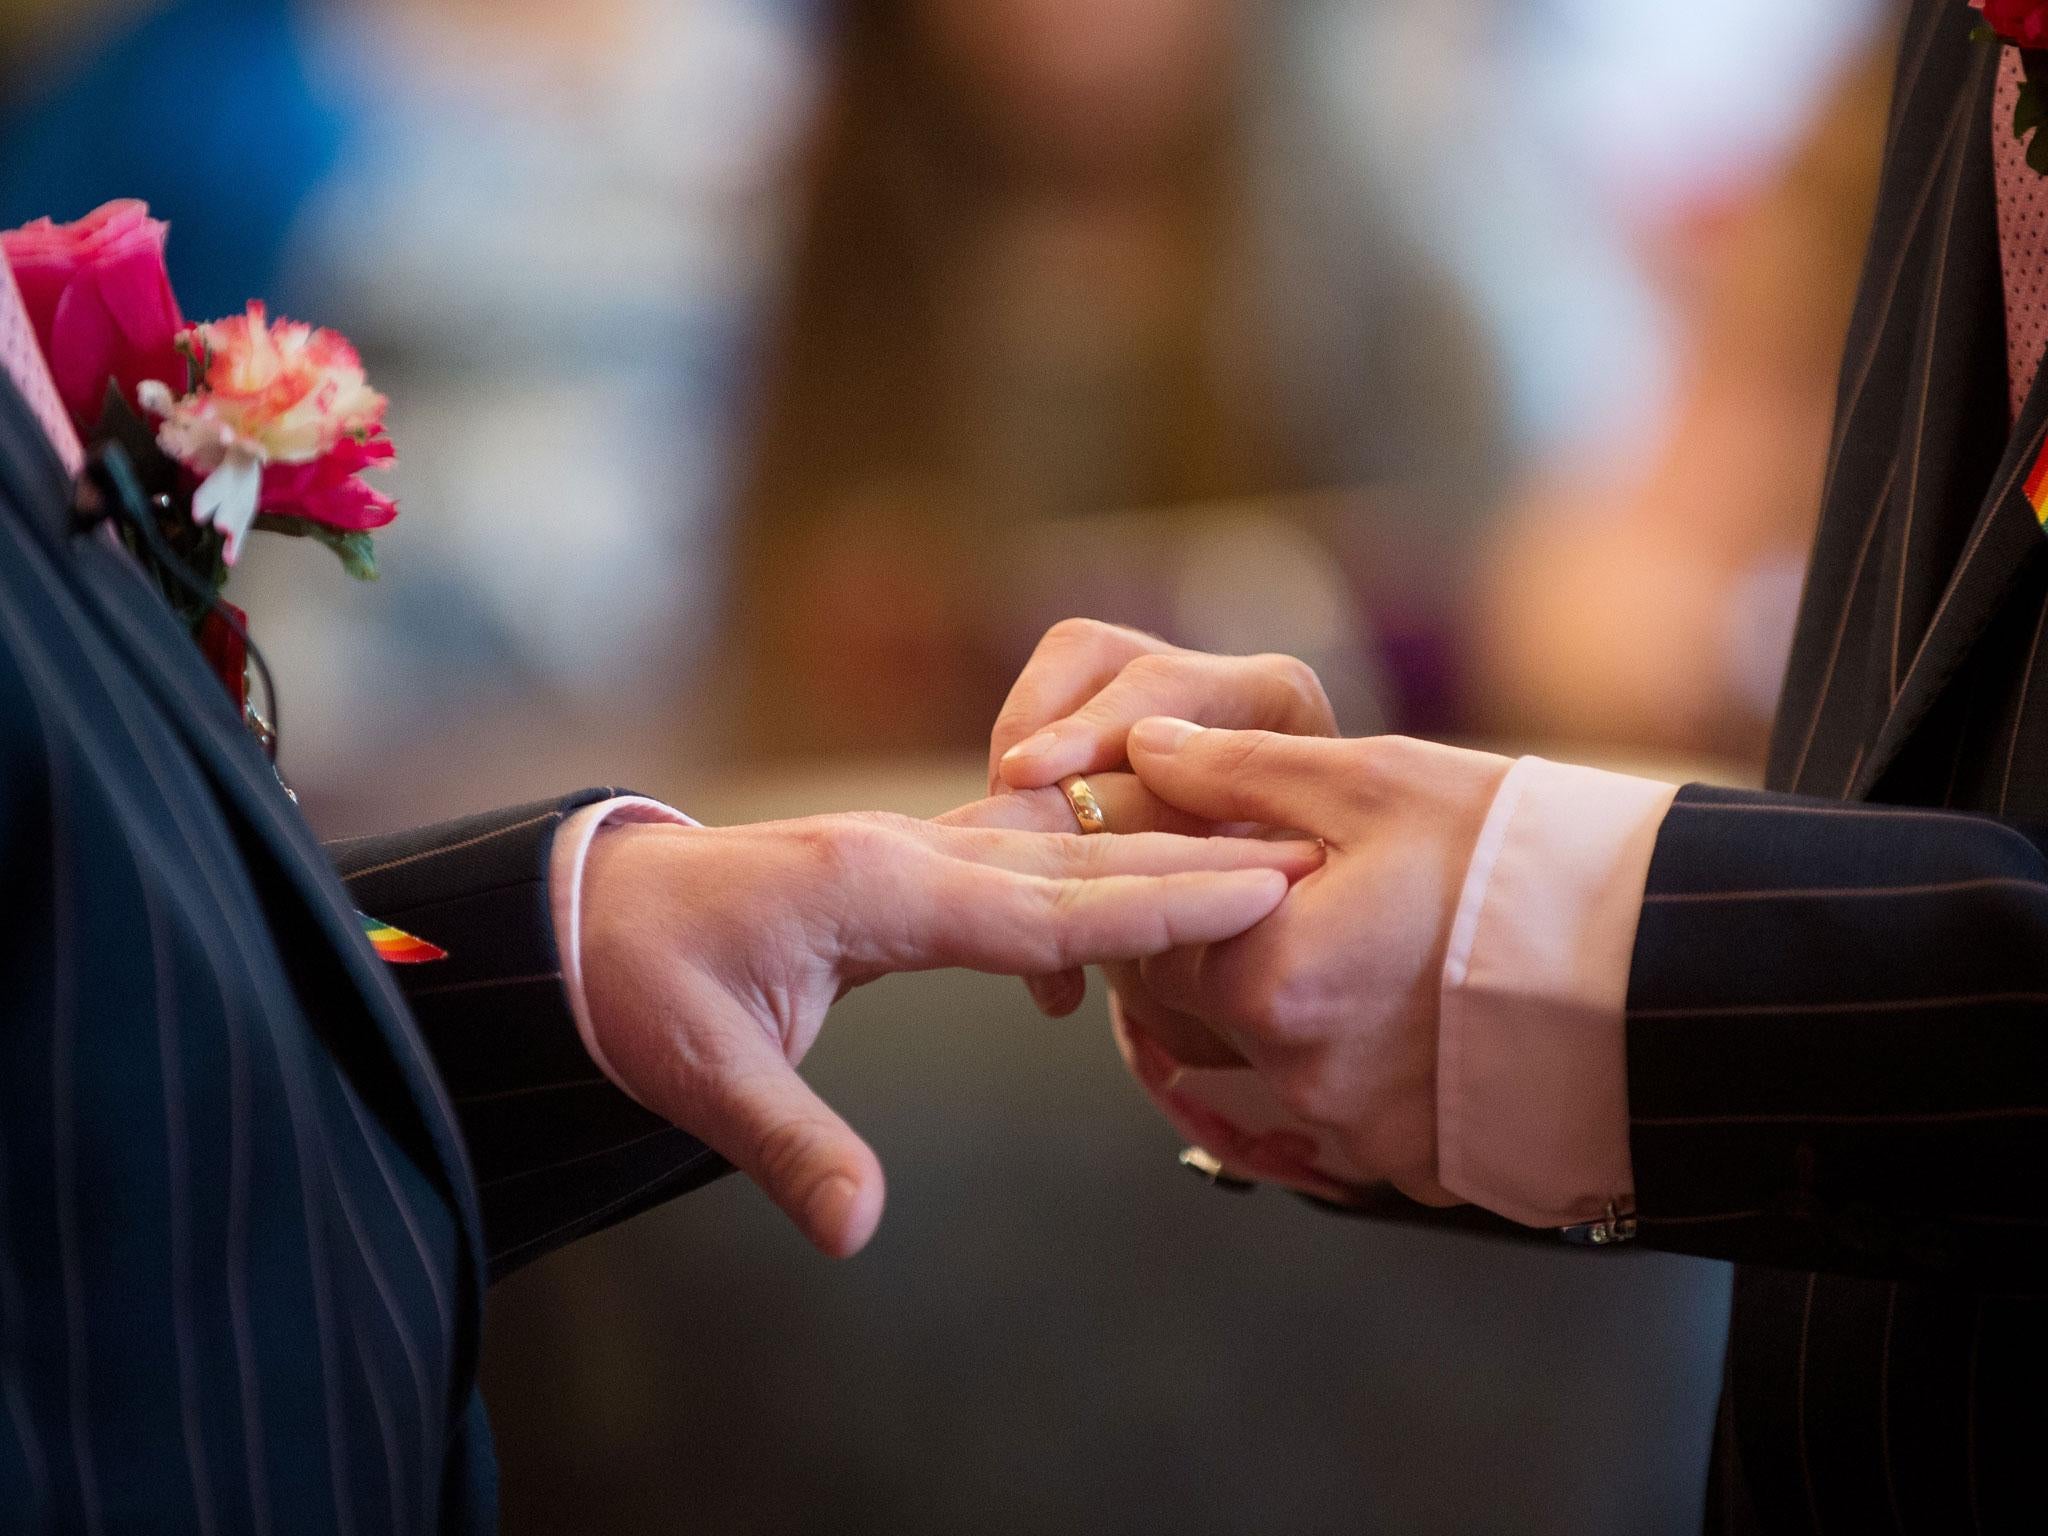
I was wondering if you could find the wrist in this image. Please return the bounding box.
[1435,757,1673,1228]
[549,797,701,1097]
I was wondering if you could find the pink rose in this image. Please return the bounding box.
[1984,0,2048,48]
[0,200,187,433]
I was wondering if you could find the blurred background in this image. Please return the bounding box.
[1,0,1903,1530]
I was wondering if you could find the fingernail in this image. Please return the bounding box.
[1131,717,1202,754]
[1001,729,1061,765]
[805,1175,859,1250]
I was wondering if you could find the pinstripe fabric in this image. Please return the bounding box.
[331,803,729,1277]
[1632,6,2048,1530]
[0,370,725,1532]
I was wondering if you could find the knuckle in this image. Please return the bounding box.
[1219,960,1282,1039]
[1232,938,1317,1046]
[1218,728,1279,779]
[1046,875,1090,920]
[806,813,894,880]
[1350,733,1396,788]
[1351,734,1426,795]
[1256,653,1335,731]
[1043,616,1113,652]
[1262,976,1320,1047]
[1120,651,1182,688]
[1042,878,1092,964]
[990,700,1040,742]
[1068,832,1115,874]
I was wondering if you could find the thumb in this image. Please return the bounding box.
[671,1019,886,1258]
[1126,717,1341,834]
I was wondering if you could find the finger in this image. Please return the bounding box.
[1110,964,1246,1069]
[652,1015,886,1258]
[936,775,1217,838]
[1127,718,1349,836]
[864,863,1289,976]
[1026,968,1088,1019]
[932,776,1255,1017]
[987,620,1170,791]
[936,780,1199,1020]
[1137,937,1235,1022]
[917,823,1325,883]
[999,652,1335,791]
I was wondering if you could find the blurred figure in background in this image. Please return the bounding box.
[7,0,814,820]
[0,4,1910,1532]
[1470,28,1895,765]
[261,0,817,820]
[725,0,1502,760]
[0,0,348,320]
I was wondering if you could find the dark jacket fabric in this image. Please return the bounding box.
[0,373,725,1534]
[1625,6,2048,1529]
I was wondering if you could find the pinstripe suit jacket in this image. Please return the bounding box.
[1621,4,2048,1530]
[0,375,726,1533]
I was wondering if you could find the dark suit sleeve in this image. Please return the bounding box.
[327,791,730,1280]
[1625,783,2048,1290]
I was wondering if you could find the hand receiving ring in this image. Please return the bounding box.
[1060,775,1108,834]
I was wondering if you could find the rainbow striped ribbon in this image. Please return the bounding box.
[2029,434,2048,528]
[358,911,448,965]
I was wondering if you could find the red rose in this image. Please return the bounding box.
[1984,0,2048,48]
[195,601,250,710]
[0,200,187,433]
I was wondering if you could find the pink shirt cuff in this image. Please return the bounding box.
[549,795,699,1094]
[1437,757,1677,1228]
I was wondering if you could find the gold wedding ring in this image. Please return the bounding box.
[1059,774,1108,835]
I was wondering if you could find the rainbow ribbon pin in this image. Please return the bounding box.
[2029,434,2048,529]
[358,912,448,965]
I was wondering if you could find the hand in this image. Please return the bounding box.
[1106,719,1512,1206]
[978,618,1339,1010]
[576,811,1322,1257]
[988,618,1338,795]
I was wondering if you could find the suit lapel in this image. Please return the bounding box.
[0,373,487,1296]
[1853,36,2048,797]
[1771,1,1993,795]
[1773,15,2048,807]
[85,544,486,1253]
[1854,415,2048,799]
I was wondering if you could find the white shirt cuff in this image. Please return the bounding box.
[1437,757,1678,1228]
[549,795,699,1093]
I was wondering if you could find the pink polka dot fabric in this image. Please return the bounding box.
[0,253,83,476]
[1995,47,2048,423]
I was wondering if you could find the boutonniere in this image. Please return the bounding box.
[0,201,398,741]
[1976,2,2048,171]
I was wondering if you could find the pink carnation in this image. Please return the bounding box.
[140,303,399,549]
[172,302,387,466]
[259,429,399,531]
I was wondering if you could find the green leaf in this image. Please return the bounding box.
[251,513,378,578]
[1974,23,2003,46]
[309,526,380,582]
